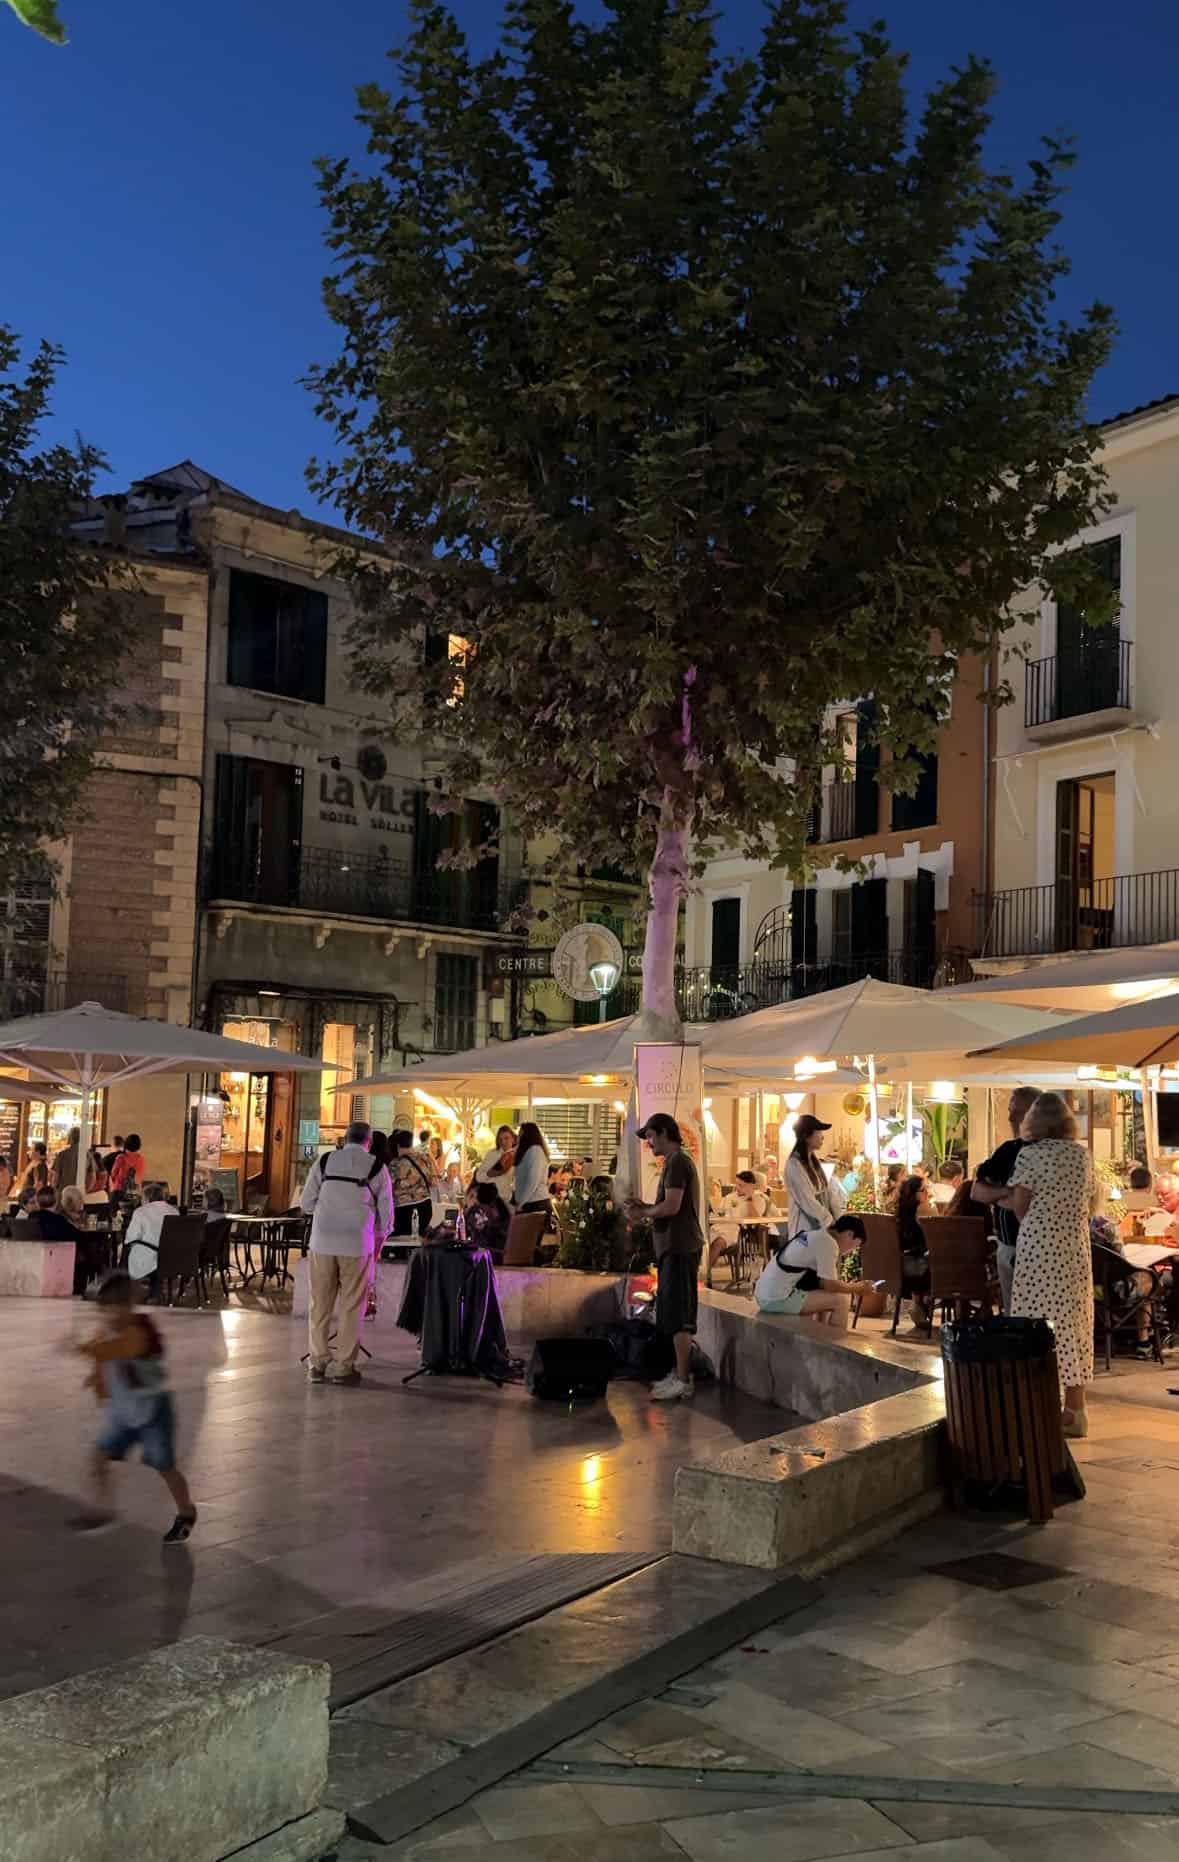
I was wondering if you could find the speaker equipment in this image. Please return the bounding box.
[525,1337,614,1402]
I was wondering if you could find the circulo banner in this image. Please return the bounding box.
[552,924,625,1003]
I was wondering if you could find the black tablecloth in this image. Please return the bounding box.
[396,1245,510,1381]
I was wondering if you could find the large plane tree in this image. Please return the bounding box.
[310,0,1114,1038]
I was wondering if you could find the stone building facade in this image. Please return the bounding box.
[43,462,526,1202]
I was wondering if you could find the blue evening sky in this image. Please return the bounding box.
[3,0,1174,516]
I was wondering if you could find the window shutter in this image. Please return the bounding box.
[853,699,880,837]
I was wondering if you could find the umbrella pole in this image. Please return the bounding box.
[76,1061,94,1191]
[905,1082,915,1174]
[1141,1068,1159,1176]
[867,1054,882,1211]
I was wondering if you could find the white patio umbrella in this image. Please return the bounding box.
[0,1001,331,1188]
[968,991,1179,1175]
[702,978,1073,1198]
[968,990,1179,1071]
[334,1013,713,1106]
[0,1076,82,1104]
[939,942,1179,1012]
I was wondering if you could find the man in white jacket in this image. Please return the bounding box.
[301,1120,393,1385]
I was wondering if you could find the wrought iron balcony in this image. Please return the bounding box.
[977,867,1179,959]
[206,845,513,935]
[1025,640,1133,731]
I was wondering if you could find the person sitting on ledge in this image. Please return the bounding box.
[754,1214,877,1326]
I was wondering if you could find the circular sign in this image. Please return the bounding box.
[552,924,625,1004]
[357,745,388,782]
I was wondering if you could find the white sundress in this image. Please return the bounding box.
[1009,1138,1095,1390]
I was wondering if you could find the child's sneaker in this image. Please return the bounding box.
[163,1510,197,1545]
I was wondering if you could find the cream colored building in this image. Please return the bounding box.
[15,462,526,1205]
[978,395,1179,971]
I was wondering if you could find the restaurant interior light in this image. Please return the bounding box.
[928,1080,961,1104]
[795,1057,837,1077]
[784,1092,806,1111]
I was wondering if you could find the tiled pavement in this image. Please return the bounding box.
[334,1386,1179,1861]
[7,1296,1179,1860]
[0,1300,790,1702]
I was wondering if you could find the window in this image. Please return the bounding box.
[434,953,479,1052]
[211,754,303,905]
[852,698,881,837]
[424,628,471,702]
[413,796,500,930]
[891,749,939,831]
[227,569,327,703]
[710,898,741,975]
[1056,538,1124,719]
[320,1024,356,1139]
[1054,773,1116,951]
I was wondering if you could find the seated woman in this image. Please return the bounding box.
[33,1186,107,1295]
[709,1170,771,1272]
[464,1181,510,1255]
[943,1176,986,1220]
[895,1175,933,1329]
[754,1214,875,1327]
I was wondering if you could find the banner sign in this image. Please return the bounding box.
[634,1042,707,1206]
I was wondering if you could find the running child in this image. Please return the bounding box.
[71,1270,197,1543]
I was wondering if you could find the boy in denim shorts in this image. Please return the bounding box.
[72,1271,197,1543]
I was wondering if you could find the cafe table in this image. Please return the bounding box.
[227,1213,303,1288]
[708,1214,782,1286]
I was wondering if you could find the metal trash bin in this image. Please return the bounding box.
[941,1317,1084,1523]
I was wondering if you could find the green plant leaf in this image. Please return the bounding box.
[5,0,67,43]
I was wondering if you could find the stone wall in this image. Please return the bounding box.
[60,563,207,1028]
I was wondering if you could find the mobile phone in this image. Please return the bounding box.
[872,1279,887,1289]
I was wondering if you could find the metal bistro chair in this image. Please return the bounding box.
[156,1214,207,1307]
[1092,1240,1169,1371]
[259,1215,302,1289]
[925,1218,1000,1338]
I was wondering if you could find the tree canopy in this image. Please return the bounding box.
[0,329,125,881]
[310,0,1114,1029]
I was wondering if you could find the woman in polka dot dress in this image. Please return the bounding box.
[1002,1092,1096,1439]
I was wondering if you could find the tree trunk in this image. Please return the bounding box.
[635,788,687,1044]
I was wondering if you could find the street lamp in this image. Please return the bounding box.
[589,958,621,1023]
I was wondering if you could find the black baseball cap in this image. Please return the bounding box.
[793,1114,831,1138]
[638,1113,682,1143]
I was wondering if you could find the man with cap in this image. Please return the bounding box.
[625,1114,704,1403]
[784,1113,846,1238]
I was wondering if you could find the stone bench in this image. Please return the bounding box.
[672,1290,945,1572]
[0,1238,74,1298]
[0,1635,329,1862]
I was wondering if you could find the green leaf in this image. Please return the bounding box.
[5,0,66,42]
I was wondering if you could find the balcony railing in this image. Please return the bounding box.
[977,867,1179,959]
[675,952,942,1021]
[207,845,513,935]
[552,950,946,1032]
[1025,640,1133,730]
